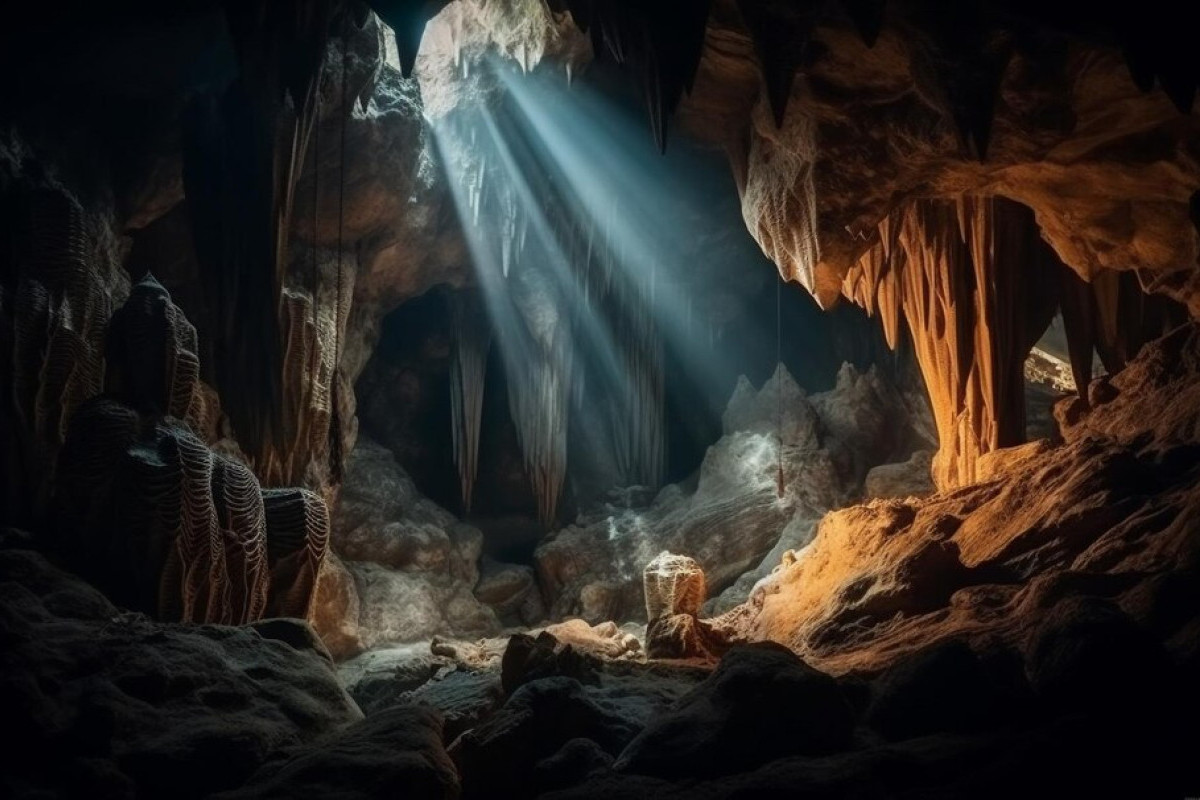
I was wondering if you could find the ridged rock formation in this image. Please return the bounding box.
[0,187,125,526]
[841,197,1059,488]
[536,362,933,623]
[843,196,1188,488]
[262,487,331,619]
[716,321,1200,677]
[105,273,219,439]
[53,284,329,625]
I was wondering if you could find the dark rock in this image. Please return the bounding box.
[1026,596,1175,714]
[449,677,641,799]
[534,738,614,793]
[866,639,1009,740]
[407,670,505,742]
[614,643,854,779]
[249,618,334,665]
[0,550,361,799]
[644,613,728,660]
[501,632,599,694]
[215,705,458,800]
[474,558,538,624]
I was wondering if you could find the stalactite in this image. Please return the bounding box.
[843,196,1058,488]
[450,292,491,513]
[506,325,573,527]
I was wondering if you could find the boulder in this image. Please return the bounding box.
[501,631,599,694]
[215,705,458,800]
[308,551,364,661]
[614,643,854,779]
[0,549,361,799]
[449,677,642,799]
[349,562,500,647]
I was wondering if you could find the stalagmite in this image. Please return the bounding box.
[450,292,491,513]
[262,487,330,618]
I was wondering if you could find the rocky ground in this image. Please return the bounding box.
[7,326,1198,797]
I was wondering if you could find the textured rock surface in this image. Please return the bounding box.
[329,437,499,648]
[215,705,459,800]
[717,323,1200,677]
[0,548,361,799]
[643,552,706,620]
[536,362,931,623]
[678,5,1200,312]
[615,643,855,779]
[53,396,328,626]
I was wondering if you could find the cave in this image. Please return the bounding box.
[1,1,1198,797]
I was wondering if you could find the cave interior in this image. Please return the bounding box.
[1,0,1198,797]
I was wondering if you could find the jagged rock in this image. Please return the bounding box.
[0,549,361,799]
[449,677,643,800]
[720,324,1200,678]
[214,705,459,800]
[539,619,643,662]
[614,644,855,779]
[334,438,482,584]
[704,515,820,616]
[643,552,706,619]
[536,362,926,623]
[501,631,599,694]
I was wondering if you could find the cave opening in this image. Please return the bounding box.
[1,0,1198,797]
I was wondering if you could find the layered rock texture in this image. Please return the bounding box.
[53,279,329,626]
[536,361,933,623]
[714,321,1200,678]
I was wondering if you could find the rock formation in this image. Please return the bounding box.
[52,278,329,626]
[715,321,1200,677]
[536,361,933,622]
[328,437,501,647]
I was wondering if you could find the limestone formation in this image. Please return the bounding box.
[719,322,1200,677]
[536,362,931,622]
[643,552,706,620]
[0,185,125,526]
[53,397,328,627]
